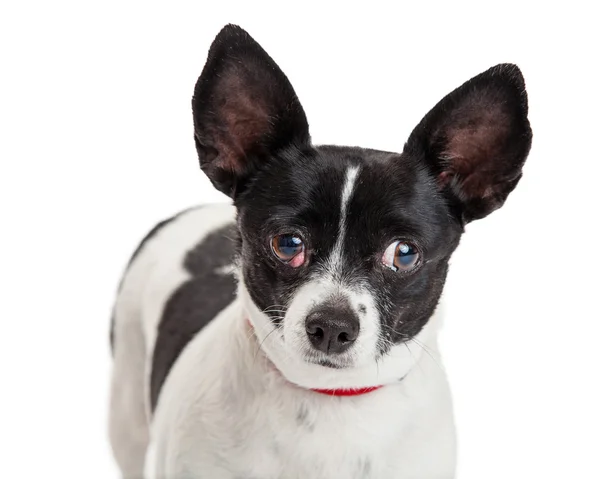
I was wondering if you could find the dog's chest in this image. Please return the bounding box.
[264,398,401,478]
[176,384,416,479]
[151,300,454,478]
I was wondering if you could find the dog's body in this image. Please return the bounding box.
[109,25,532,479]
[111,204,455,479]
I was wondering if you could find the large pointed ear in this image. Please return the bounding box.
[405,64,533,223]
[192,25,310,197]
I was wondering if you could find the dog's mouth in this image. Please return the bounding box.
[303,353,353,369]
[311,358,343,369]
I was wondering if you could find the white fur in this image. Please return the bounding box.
[327,165,360,269]
[111,204,457,478]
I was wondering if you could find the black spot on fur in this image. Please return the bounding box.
[150,223,238,411]
[109,312,116,354]
[356,457,372,478]
[296,403,314,431]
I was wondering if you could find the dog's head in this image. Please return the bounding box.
[192,25,532,389]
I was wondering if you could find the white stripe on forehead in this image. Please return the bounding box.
[278,165,383,370]
[327,166,360,272]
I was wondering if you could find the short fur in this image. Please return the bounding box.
[109,24,532,479]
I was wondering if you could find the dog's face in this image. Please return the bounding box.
[192,25,532,389]
[236,147,461,372]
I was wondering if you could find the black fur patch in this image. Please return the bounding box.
[149,224,238,411]
[110,208,199,353]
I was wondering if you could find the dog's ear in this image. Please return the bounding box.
[405,64,532,223]
[192,24,310,197]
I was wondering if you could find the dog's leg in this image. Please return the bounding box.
[109,303,149,479]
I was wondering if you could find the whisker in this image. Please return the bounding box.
[252,327,279,365]
[245,324,259,342]
[262,304,288,312]
[403,341,426,376]
[408,337,443,372]
[379,323,443,374]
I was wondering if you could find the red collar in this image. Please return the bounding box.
[310,386,383,396]
[246,318,383,397]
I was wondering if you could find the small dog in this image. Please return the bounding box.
[109,24,532,479]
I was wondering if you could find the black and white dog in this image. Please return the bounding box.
[109,24,532,479]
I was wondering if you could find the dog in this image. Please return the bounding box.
[109,24,532,479]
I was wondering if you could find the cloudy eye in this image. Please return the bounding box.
[382,241,420,272]
[271,234,306,267]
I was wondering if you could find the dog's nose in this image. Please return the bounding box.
[305,310,359,354]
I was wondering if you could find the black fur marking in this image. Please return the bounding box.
[296,404,308,424]
[295,404,315,432]
[109,312,116,354]
[150,224,237,411]
[357,457,372,477]
[296,405,308,424]
[110,207,201,354]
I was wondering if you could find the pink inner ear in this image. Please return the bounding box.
[212,69,272,173]
[441,106,511,199]
[437,170,454,189]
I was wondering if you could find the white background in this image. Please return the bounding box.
[1,1,599,478]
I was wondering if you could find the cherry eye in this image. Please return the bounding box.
[382,241,420,272]
[271,234,306,267]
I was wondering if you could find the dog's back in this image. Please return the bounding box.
[109,204,236,477]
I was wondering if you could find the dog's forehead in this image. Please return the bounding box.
[296,146,425,204]
[240,145,453,259]
[253,146,439,231]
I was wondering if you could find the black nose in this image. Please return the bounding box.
[305,310,359,354]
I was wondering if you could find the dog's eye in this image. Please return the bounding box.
[271,234,305,267]
[382,241,420,272]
